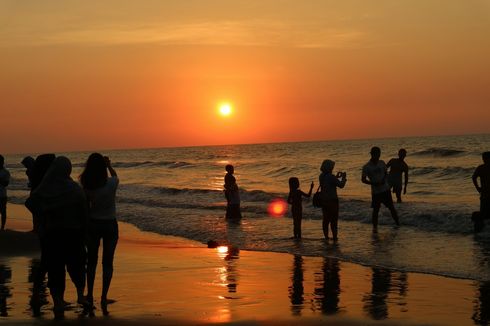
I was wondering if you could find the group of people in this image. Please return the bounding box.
[1,153,120,317]
[287,147,406,241]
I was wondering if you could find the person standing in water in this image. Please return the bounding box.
[387,149,409,203]
[224,164,242,220]
[472,152,490,231]
[287,177,313,239]
[362,147,399,232]
[0,155,11,231]
[319,160,347,241]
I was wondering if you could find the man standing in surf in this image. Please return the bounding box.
[224,164,242,220]
[387,148,409,203]
[362,147,400,232]
[472,152,490,231]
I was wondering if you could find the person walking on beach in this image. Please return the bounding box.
[224,164,242,220]
[0,155,11,231]
[387,149,409,203]
[319,160,347,241]
[362,147,399,231]
[25,156,88,317]
[80,153,119,312]
[287,177,313,239]
[472,152,490,231]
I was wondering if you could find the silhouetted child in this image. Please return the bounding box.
[0,155,11,231]
[287,177,313,239]
[319,160,347,241]
[387,149,409,203]
[472,151,490,232]
[224,165,242,219]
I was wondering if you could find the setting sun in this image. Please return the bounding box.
[218,103,233,117]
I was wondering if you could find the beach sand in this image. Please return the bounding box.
[0,204,485,325]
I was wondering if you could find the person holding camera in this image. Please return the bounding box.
[319,159,347,241]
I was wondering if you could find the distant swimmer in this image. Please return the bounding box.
[224,164,242,220]
[387,149,409,203]
[362,147,400,232]
[472,152,490,232]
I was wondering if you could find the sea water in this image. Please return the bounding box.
[5,134,490,281]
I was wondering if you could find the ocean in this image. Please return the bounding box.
[4,134,490,281]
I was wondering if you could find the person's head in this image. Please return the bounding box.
[80,152,108,190]
[370,146,381,161]
[398,148,407,160]
[52,156,72,179]
[483,152,490,165]
[320,159,335,174]
[225,164,234,174]
[289,177,300,191]
[21,156,35,169]
[0,155,4,169]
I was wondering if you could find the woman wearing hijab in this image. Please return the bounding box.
[25,156,87,316]
[80,153,119,312]
[319,159,347,241]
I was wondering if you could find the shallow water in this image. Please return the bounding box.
[4,134,490,281]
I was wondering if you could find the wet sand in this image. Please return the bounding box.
[0,204,486,325]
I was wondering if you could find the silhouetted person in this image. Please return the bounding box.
[313,257,341,315]
[287,177,313,239]
[319,160,346,241]
[363,267,392,320]
[0,155,11,231]
[0,264,12,317]
[362,147,399,231]
[472,152,490,232]
[25,156,88,318]
[289,255,304,316]
[21,156,35,189]
[30,154,56,232]
[80,153,119,313]
[387,149,409,203]
[224,164,242,220]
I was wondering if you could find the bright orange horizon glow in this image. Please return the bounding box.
[1,1,489,154]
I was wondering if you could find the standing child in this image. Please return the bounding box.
[287,177,313,239]
[319,160,347,241]
[224,164,242,220]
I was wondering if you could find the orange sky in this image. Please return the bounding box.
[1,1,489,153]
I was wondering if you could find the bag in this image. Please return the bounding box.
[312,186,322,208]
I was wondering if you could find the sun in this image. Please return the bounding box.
[218,103,233,117]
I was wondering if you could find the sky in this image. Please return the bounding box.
[1,0,490,153]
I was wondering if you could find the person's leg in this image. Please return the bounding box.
[101,221,119,304]
[330,201,339,241]
[382,191,399,225]
[322,207,330,239]
[395,187,402,203]
[66,231,87,304]
[293,216,300,238]
[45,233,66,314]
[86,225,102,304]
[0,197,7,230]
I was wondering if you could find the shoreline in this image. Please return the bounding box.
[0,204,485,325]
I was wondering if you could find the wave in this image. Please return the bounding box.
[411,166,474,177]
[411,148,466,157]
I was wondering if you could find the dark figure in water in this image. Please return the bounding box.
[224,164,242,220]
[21,156,35,190]
[472,152,490,232]
[387,149,409,203]
[362,147,399,231]
[26,156,88,317]
[287,177,313,239]
[80,153,119,314]
[0,155,10,231]
[319,160,346,241]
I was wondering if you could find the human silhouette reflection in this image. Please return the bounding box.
[289,255,304,316]
[28,258,49,317]
[217,246,240,295]
[0,264,12,317]
[363,267,392,320]
[313,257,341,315]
